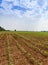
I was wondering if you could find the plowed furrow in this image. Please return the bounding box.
[8,35,31,65]
[0,35,8,65]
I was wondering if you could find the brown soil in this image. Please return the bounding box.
[0,33,48,65]
[7,35,31,65]
[12,34,48,65]
[0,35,8,65]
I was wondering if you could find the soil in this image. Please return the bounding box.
[0,33,48,65]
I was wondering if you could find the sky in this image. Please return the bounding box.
[0,0,48,31]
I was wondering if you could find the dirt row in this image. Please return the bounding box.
[12,34,48,65]
[14,34,48,52]
[0,33,48,65]
[0,34,8,65]
[0,34,31,65]
[8,34,31,65]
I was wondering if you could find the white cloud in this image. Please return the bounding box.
[0,0,48,17]
[0,0,48,31]
[38,17,48,31]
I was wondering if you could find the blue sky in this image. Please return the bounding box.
[0,0,48,31]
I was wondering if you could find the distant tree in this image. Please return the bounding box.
[14,29,16,31]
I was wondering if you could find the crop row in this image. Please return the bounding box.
[15,33,48,47]
[0,33,5,40]
[6,35,14,65]
[13,34,48,57]
[12,36,42,65]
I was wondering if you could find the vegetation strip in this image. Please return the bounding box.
[13,36,42,65]
[14,35,48,57]
[6,35,14,65]
[0,34,5,40]
[21,39,48,57]
[15,33,48,49]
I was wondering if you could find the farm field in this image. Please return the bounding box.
[0,31,48,65]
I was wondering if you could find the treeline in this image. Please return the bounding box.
[0,26,17,31]
[0,26,6,31]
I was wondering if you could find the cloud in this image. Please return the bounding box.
[0,0,48,31]
[0,6,3,9]
[0,0,2,4]
[37,16,48,31]
[0,0,48,17]
[37,0,44,7]
[12,5,30,11]
[0,0,48,19]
